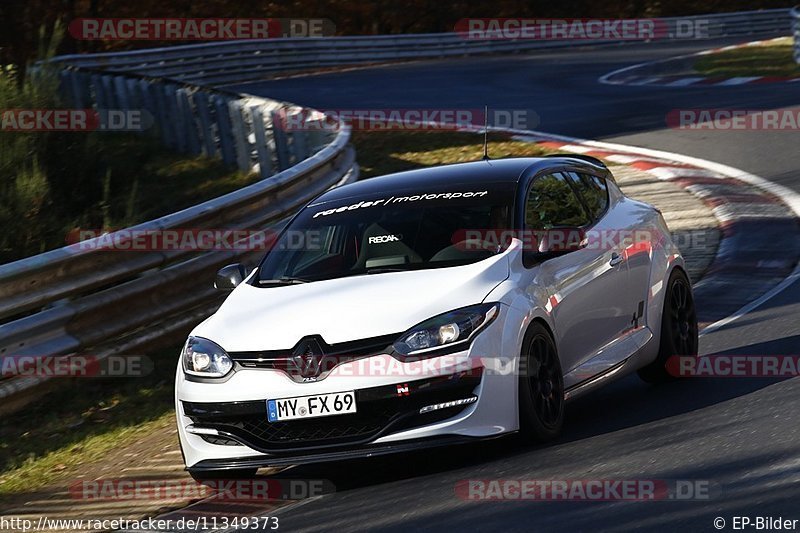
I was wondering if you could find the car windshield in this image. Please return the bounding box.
[256,184,515,284]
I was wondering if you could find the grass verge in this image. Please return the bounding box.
[693,37,800,78]
[352,129,553,177]
[0,347,179,496]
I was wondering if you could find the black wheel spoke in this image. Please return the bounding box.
[525,333,564,429]
[667,277,698,356]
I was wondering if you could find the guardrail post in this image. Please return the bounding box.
[251,105,274,178]
[138,79,159,138]
[113,76,130,110]
[100,75,116,109]
[150,82,174,148]
[279,108,304,164]
[69,70,88,109]
[306,128,323,155]
[58,70,74,107]
[192,91,217,157]
[229,101,252,172]
[125,78,140,111]
[164,84,188,152]
[90,74,106,110]
[213,95,237,168]
[270,110,291,171]
[177,89,201,155]
[304,114,333,154]
[290,126,310,163]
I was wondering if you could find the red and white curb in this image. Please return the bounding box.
[599,37,800,87]
[506,130,800,333]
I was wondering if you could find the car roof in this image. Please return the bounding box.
[313,156,605,204]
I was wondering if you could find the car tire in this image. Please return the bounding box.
[518,322,565,442]
[189,468,259,482]
[638,268,698,384]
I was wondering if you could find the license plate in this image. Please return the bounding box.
[267,391,357,422]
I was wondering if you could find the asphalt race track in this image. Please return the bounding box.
[225,35,800,532]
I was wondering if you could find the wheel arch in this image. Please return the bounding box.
[524,316,557,348]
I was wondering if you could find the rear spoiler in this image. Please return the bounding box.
[544,153,607,168]
[543,153,614,181]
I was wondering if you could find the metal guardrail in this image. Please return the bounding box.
[58,67,336,175]
[49,9,792,86]
[0,143,356,410]
[793,7,800,64]
[0,63,357,411]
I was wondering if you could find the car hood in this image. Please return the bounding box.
[193,252,511,352]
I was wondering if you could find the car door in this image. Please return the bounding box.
[525,172,631,374]
[567,172,652,335]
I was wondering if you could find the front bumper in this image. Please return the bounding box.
[176,309,519,469]
[182,369,482,454]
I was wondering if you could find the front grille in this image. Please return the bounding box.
[227,408,391,446]
[229,333,400,382]
[183,368,482,453]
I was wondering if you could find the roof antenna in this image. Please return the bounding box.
[482,105,490,162]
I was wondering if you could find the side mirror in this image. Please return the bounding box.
[215,263,247,290]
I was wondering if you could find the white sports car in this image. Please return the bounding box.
[175,156,698,478]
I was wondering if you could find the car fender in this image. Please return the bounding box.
[484,241,557,430]
[639,211,687,367]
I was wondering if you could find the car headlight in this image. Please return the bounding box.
[393,303,499,356]
[182,337,233,378]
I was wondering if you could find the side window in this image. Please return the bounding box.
[525,173,590,229]
[567,172,609,222]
